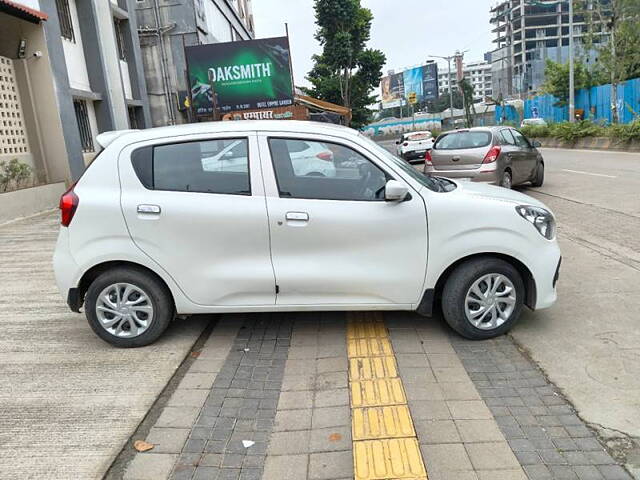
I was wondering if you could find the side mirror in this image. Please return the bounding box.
[532,140,542,148]
[384,180,409,202]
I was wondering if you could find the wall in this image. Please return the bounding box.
[0,11,71,184]
[0,182,66,224]
[62,0,92,92]
[504,77,640,124]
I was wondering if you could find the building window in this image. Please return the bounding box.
[55,0,75,42]
[114,19,127,61]
[128,107,139,129]
[73,99,94,153]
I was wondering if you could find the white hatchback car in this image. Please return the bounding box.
[53,121,561,347]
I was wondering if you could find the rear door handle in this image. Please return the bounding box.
[452,156,460,162]
[137,204,161,214]
[285,211,309,222]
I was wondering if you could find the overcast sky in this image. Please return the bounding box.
[252,0,493,87]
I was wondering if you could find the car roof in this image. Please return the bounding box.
[98,120,361,150]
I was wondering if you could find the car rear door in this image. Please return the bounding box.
[511,129,538,181]
[430,130,492,171]
[257,132,428,307]
[118,133,276,307]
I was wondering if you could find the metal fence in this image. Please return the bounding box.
[496,77,640,125]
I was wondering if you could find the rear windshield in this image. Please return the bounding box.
[434,131,492,150]
[407,132,432,141]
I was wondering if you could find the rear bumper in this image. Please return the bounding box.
[53,227,80,310]
[402,149,429,160]
[425,165,499,183]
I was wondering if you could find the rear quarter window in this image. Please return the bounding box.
[434,131,492,150]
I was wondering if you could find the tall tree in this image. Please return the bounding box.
[541,59,591,110]
[306,0,386,128]
[577,0,640,122]
[458,79,477,128]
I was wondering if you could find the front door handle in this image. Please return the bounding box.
[285,211,309,222]
[452,156,460,162]
[137,204,161,214]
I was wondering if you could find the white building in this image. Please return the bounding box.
[438,60,493,101]
[0,0,150,182]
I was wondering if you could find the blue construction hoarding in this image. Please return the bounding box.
[496,77,640,124]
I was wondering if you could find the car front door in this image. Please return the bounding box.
[497,129,524,183]
[119,134,276,307]
[511,129,538,181]
[257,133,428,307]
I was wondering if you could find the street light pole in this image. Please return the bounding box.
[568,0,575,122]
[447,57,454,122]
[428,54,455,124]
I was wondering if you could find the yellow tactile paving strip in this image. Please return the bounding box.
[347,312,428,480]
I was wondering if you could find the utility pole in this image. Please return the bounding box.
[428,54,455,125]
[568,0,575,122]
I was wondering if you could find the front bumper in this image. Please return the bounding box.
[530,243,561,310]
[425,165,499,183]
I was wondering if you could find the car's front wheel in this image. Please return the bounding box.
[441,257,525,340]
[84,267,174,347]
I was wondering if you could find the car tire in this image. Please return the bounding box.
[84,267,174,348]
[531,163,544,187]
[500,170,512,189]
[441,257,525,340]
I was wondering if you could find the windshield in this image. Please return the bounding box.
[434,131,492,150]
[359,134,442,192]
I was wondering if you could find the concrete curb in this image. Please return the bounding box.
[532,136,640,153]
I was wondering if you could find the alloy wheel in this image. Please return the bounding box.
[95,283,154,338]
[464,273,516,330]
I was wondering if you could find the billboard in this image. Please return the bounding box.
[185,36,294,116]
[381,72,405,109]
[403,67,424,104]
[381,64,439,108]
[422,63,439,100]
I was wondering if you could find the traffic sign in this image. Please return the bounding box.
[408,92,417,104]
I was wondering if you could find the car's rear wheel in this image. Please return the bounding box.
[441,257,525,340]
[85,267,174,347]
[531,163,544,187]
[500,170,512,189]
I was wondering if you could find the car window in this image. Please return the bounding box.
[434,131,492,150]
[268,138,390,201]
[511,130,531,148]
[284,140,309,153]
[499,129,516,146]
[138,138,250,195]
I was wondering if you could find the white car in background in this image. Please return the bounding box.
[520,118,547,128]
[396,131,435,163]
[203,138,336,177]
[53,120,560,347]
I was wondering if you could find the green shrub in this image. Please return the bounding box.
[547,121,604,142]
[520,125,550,138]
[0,159,33,193]
[607,120,640,143]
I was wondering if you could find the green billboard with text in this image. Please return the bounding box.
[185,36,294,116]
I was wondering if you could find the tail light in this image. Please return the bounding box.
[316,151,333,161]
[59,184,79,227]
[483,146,501,164]
[425,150,433,166]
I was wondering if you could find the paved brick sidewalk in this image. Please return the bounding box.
[118,311,632,480]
